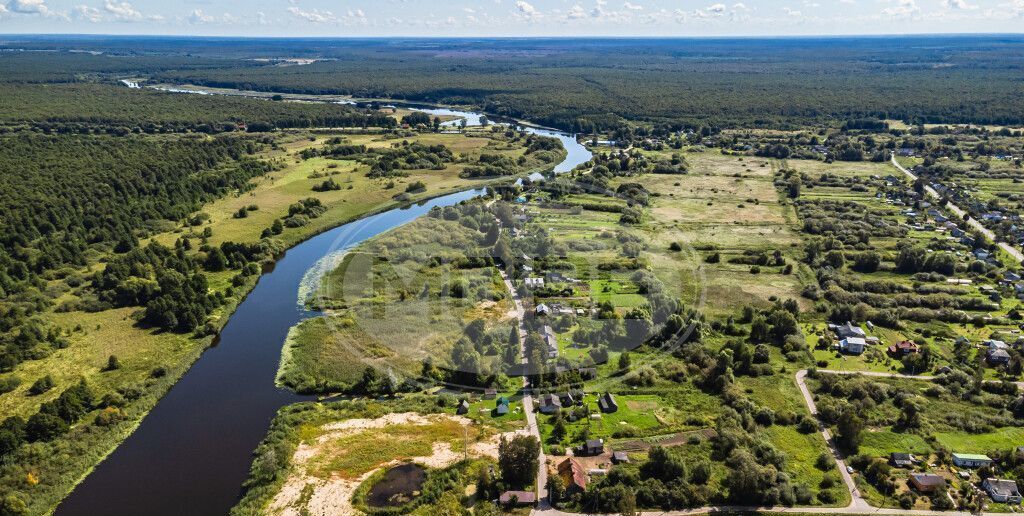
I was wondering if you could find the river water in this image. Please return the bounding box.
[55,98,590,515]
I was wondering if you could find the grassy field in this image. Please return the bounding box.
[621,152,805,315]
[278,211,516,392]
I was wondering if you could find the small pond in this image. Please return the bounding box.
[365,463,428,508]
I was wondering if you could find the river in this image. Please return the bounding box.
[54,99,590,515]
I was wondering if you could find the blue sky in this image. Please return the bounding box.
[0,0,1021,36]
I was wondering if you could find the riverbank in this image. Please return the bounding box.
[43,105,585,514]
[0,122,563,514]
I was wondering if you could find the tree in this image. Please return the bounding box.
[498,434,540,487]
[640,446,686,482]
[618,351,632,371]
[464,319,487,344]
[25,412,68,442]
[836,410,863,453]
[551,416,567,443]
[750,316,770,343]
[1,494,28,516]
[852,251,880,273]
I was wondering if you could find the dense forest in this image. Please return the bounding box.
[1,37,1022,133]
[0,83,397,133]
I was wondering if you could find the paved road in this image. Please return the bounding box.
[890,154,1024,264]
[500,269,551,509]
[794,369,871,513]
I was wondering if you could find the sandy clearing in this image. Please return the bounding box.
[267,412,511,516]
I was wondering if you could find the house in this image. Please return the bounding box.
[495,396,510,416]
[557,458,588,495]
[483,388,497,399]
[598,392,619,413]
[527,172,546,183]
[499,490,537,506]
[612,451,630,464]
[909,473,946,493]
[836,322,866,339]
[955,336,971,347]
[1005,271,1022,282]
[987,348,1011,365]
[985,339,1009,351]
[538,393,562,414]
[546,271,576,283]
[888,340,920,357]
[890,453,916,468]
[543,326,559,359]
[579,438,604,456]
[524,277,545,289]
[558,392,575,406]
[983,478,1022,504]
[456,399,470,415]
[536,303,551,316]
[840,337,867,355]
[952,453,993,468]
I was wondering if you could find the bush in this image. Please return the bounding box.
[28,375,54,395]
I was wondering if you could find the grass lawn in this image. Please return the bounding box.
[537,393,671,450]
[764,425,851,508]
[858,430,933,457]
[934,427,1024,453]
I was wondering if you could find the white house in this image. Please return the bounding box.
[983,478,1022,504]
[524,277,545,289]
[952,453,993,468]
[840,337,866,355]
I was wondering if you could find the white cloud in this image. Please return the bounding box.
[515,0,542,20]
[187,8,216,23]
[943,0,978,9]
[692,2,726,17]
[1008,0,1024,15]
[72,4,101,21]
[784,6,802,15]
[623,1,643,10]
[7,0,51,16]
[256,10,267,24]
[0,3,7,14]
[104,0,142,21]
[286,6,337,23]
[344,8,368,25]
[881,0,920,16]
[567,4,586,18]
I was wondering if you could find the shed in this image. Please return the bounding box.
[598,392,619,413]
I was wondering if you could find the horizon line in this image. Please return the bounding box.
[2,31,1024,41]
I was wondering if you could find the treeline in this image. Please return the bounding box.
[0,83,396,134]
[134,37,1024,131]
